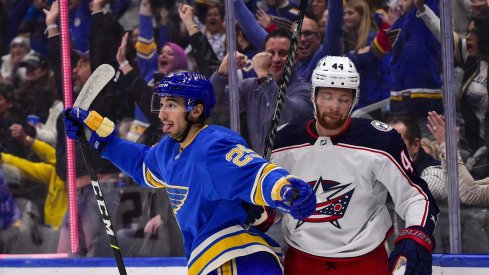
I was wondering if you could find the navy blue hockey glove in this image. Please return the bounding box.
[63,107,116,151]
[274,177,316,220]
[243,203,277,232]
[389,226,434,275]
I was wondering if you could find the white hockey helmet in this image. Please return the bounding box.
[311,56,360,116]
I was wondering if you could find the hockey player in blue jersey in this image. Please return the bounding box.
[269,56,439,275]
[63,71,316,275]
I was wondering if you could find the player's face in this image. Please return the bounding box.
[265,37,291,81]
[315,87,353,131]
[158,96,189,140]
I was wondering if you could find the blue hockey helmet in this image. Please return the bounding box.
[152,72,216,118]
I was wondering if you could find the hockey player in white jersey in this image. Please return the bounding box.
[270,56,439,274]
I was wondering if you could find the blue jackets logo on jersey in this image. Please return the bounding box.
[296,177,355,229]
[371,120,392,132]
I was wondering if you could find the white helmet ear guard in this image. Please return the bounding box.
[311,56,360,116]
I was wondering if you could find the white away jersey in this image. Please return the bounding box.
[271,118,439,258]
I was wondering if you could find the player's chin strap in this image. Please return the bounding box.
[175,112,194,143]
[175,110,208,143]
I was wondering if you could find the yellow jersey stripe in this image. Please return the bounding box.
[391,93,443,100]
[217,258,236,275]
[373,38,386,54]
[144,167,167,188]
[271,176,294,201]
[135,40,157,57]
[188,232,273,275]
[142,164,188,190]
[252,163,279,206]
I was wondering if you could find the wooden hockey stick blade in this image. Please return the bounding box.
[73,64,115,109]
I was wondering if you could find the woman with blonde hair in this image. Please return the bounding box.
[343,0,377,52]
[421,138,441,160]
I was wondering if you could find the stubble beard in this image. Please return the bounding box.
[317,112,348,131]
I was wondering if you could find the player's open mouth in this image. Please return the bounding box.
[163,123,173,133]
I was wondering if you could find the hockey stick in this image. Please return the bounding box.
[69,64,128,275]
[263,0,309,161]
[262,0,308,205]
[74,64,116,109]
[242,1,308,224]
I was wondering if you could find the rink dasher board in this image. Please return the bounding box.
[2,255,489,274]
[1,266,489,275]
[0,257,187,274]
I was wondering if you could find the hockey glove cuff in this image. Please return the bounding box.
[388,226,434,274]
[272,176,316,220]
[64,107,116,151]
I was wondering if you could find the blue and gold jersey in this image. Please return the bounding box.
[103,125,286,274]
[389,0,443,117]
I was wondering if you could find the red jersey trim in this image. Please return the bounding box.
[335,143,430,227]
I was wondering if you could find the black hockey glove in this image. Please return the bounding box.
[388,226,434,275]
[242,203,277,232]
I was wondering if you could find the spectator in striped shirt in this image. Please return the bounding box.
[387,116,446,201]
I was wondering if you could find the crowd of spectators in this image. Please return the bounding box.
[0,0,489,257]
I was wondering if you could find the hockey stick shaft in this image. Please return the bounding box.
[263,0,309,161]
[77,135,127,275]
[69,64,126,275]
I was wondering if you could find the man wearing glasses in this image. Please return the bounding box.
[233,0,343,82]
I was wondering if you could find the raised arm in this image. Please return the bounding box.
[115,33,159,125]
[428,111,489,206]
[321,0,343,56]
[179,3,220,78]
[135,0,158,82]
[234,0,267,51]
[415,0,467,63]
[302,0,344,81]
[89,0,123,70]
